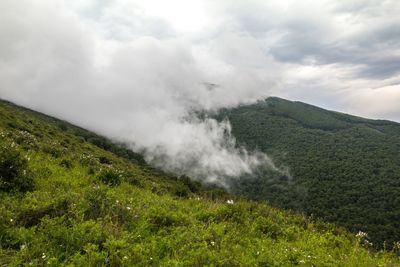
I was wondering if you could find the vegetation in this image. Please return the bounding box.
[216,97,400,250]
[0,99,399,266]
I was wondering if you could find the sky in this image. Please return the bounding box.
[0,0,399,184]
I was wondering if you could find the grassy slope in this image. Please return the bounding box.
[216,97,400,249]
[0,99,399,266]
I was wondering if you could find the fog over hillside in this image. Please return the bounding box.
[1,0,399,183]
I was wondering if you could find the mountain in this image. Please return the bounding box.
[215,97,400,250]
[1,99,399,266]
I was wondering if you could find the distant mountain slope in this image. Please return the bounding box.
[216,97,400,249]
[2,99,399,265]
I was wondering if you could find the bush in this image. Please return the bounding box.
[41,144,62,158]
[0,145,34,192]
[173,183,190,198]
[97,170,122,186]
[60,159,73,169]
[98,156,111,165]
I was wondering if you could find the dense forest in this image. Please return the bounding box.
[216,97,400,250]
[1,99,399,265]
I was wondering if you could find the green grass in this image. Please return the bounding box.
[0,99,399,266]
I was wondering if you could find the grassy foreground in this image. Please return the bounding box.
[0,100,399,266]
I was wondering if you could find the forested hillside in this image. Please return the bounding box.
[1,99,399,266]
[216,97,400,250]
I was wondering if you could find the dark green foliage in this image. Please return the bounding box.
[0,145,34,192]
[59,159,73,169]
[16,200,70,227]
[216,97,400,249]
[173,183,190,197]
[179,175,201,193]
[41,144,63,158]
[98,156,111,164]
[97,170,122,186]
[148,208,187,231]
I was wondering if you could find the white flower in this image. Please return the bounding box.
[126,207,131,210]
[210,241,215,246]
[123,256,128,260]
[226,199,234,204]
[356,231,368,238]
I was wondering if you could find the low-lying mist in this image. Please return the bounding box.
[0,0,283,186]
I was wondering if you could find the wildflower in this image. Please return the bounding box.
[127,207,131,210]
[10,219,13,222]
[20,245,26,250]
[42,253,46,259]
[356,231,368,238]
[256,251,260,255]
[226,199,234,204]
[363,240,373,247]
[210,241,215,246]
[123,256,128,260]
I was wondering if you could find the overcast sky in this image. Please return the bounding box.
[0,0,399,184]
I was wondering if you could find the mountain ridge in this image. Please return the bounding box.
[1,98,399,265]
[215,96,400,250]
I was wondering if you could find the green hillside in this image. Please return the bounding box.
[0,100,399,266]
[216,97,400,250]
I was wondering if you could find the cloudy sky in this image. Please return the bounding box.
[0,0,399,183]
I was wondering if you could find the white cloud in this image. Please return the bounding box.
[0,0,282,185]
[0,0,399,184]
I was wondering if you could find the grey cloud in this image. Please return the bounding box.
[216,0,400,80]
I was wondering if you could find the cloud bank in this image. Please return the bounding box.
[0,0,281,185]
[0,0,399,184]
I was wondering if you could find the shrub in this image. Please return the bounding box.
[0,145,34,192]
[97,170,122,186]
[98,156,111,165]
[60,159,73,169]
[41,144,62,158]
[173,183,190,198]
